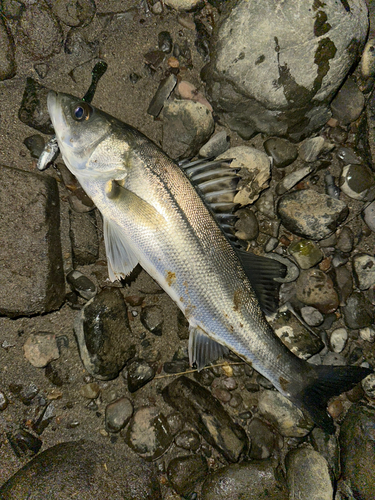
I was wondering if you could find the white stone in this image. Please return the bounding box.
[164,0,201,10]
[23,333,60,368]
[360,327,375,343]
[362,373,375,399]
[353,254,375,290]
[329,328,348,353]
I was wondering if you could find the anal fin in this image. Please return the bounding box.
[188,325,229,371]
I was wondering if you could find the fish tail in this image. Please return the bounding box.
[299,364,372,434]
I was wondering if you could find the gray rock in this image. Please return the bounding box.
[17,3,64,59]
[126,359,155,392]
[276,165,314,196]
[167,455,208,496]
[288,239,323,269]
[18,78,54,134]
[310,427,340,480]
[360,327,375,343]
[23,333,60,368]
[296,269,339,314]
[341,292,374,329]
[335,265,353,306]
[162,376,249,462]
[363,200,375,232]
[0,440,161,499]
[74,288,136,380]
[0,166,65,317]
[329,328,348,353]
[203,0,368,140]
[140,305,164,336]
[162,100,214,159]
[51,0,96,28]
[201,461,288,500]
[340,164,375,201]
[234,208,259,241]
[2,0,24,20]
[0,16,16,80]
[174,430,200,451]
[199,130,230,158]
[361,373,375,399]
[361,38,375,78]
[247,418,279,460]
[69,210,99,265]
[80,382,100,399]
[147,74,177,117]
[322,351,346,366]
[336,227,354,253]
[286,447,333,500]
[0,391,9,411]
[67,270,97,301]
[353,254,375,290]
[23,134,45,159]
[300,306,324,327]
[277,189,348,240]
[258,390,314,437]
[125,406,173,460]
[331,76,365,125]
[263,137,298,168]
[105,396,133,433]
[299,137,326,162]
[339,404,375,500]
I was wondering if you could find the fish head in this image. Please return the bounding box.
[47,91,128,182]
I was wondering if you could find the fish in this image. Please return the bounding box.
[47,90,372,434]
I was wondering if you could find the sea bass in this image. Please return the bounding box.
[47,91,371,433]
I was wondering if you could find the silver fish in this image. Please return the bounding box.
[47,91,371,433]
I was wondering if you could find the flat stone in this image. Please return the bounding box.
[329,328,348,353]
[263,137,298,168]
[288,239,323,269]
[167,455,208,496]
[0,166,65,317]
[331,76,365,125]
[199,130,230,157]
[353,254,375,290]
[341,292,374,329]
[105,396,133,433]
[247,418,278,460]
[23,333,60,368]
[296,269,339,314]
[69,210,99,265]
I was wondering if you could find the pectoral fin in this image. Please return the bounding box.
[188,325,229,371]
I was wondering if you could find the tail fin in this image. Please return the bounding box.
[300,364,372,434]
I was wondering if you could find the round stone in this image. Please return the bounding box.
[263,137,298,168]
[340,164,375,201]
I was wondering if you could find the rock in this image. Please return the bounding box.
[300,306,324,327]
[162,100,214,159]
[361,373,375,399]
[310,427,340,480]
[336,227,354,253]
[162,376,249,462]
[17,3,64,59]
[34,62,49,79]
[353,254,375,290]
[0,440,162,499]
[126,359,155,393]
[296,269,339,314]
[234,208,259,241]
[174,430,200,451]
[6,429,43,458]
[277,189,348,240]
[0,166,65,317]
[299,137,326,162]
[218,146,271,205]
[331,76,365,125]
[340,164,375,201]
[360,327,375,343]
[23,333,60,368]
[288,239,323,269]
[263,137,298,168]
[163,359,189,374]
[340,404,375,500]
[363,200,375,232]
[74,288,136,380]
[66,270,97,301]
[203,0,368,141]
[247,418,278,460]
[176,81,213,112]
[23,134,45,158]
[199,130,230,157]
[201,461,288,500]
[0,391,9,411]
[80,382,100,399]
[258,390,314,437]
[335,265,353,306]
[105,396,133,432]
[164,0,201,11]
[341,292,374,329]
[125,406,173,460]
[322,351,346,366]
[276,165,314,196]
[0,16,16,80]
[147,74,177,117]
[69,210,99,265]
[51,0,96,28]
[140,305,164,336]
[18,78,54,134]
[167,455,208,496]
[286,447,333,500]
[2,0,24,20]
[19,383,39,405]
[329,328,348,353]
[361,38,375,78]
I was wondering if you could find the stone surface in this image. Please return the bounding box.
[339,404,375,500]
[286,447,333,500]
[0,440,161,499]
[263,137,298,168]
[310,427,340,480]
[67,270,97,301]
[258,390,314,437]
[162,376,248,462]
[199,130,230,157]
[353,254,375,290]
[296,269,339,314]
[340,164,375,201]
[74,288,136,380]
[126,359,155,392]
[277,189,348,240]
[105,396,133,433]
[203,0,368,140]
[234,208,259,241]
[140,305,164,336]
[51,0,96,28]
[331,76,365,125]
[23,333,60,368]
[0,166,65,317]
[0,16,16,81]
[18,78,54,134]
[329,328,348,353]
[69,210,99,265]
[247,418,278,460]
[201,461,288,500]
[363,200,375,232]
[299,136,326,162]
[167,455,208,496]
[288,239,323,269]
[341,292,374,329]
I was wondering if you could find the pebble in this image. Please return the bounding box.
[286,447,333,500]
[360,327,375,343]
[167,455,208,497]
[263,137,298,168]
[330,76,365,125]
[19,383,39,405]
[52,0,96,27]
[74,288,136,380]
[329,328,348,353]
[255,188,276,218]
[258,390,314,437]
[212,387,231,403]
[288,239,323,269]
[340,164,375,201]
[310,427,340,480]
[166,412,185,436]
[352,254,375,290]
[361,38,375,78]
[164,0,201,10]
[32,402,55,435]
[201,461,288,500]
[0,16,16,80]
[105,396,133,433]
[361,373,375,399]
[174,430,201,451]
[266,253,300,283]
[69,210,99,266]
[17,3,64,59]
[18,78,54,134]
[140,305,164,336]
[80,382,100,399]
[23,134,45,159]
[296,269,339,314]
[274,315,324,360]
[247,418,278,459]
[0,391,9,411]
[277,189,348,240]
[176,81,213,112]
[341,292,374,329]
[7,429,42,458]
[234,208,259,241]
[276,165,314,195]
[363,200,375,232]
[163,359,189,373]
[299,136,326,162]
[336,227,354,253]
[147,74,177,117]
[322,351,347,366]
[23,333,60,368]
[158,31,173,53]
[218,146,271,205]
[125,406,173,460]
[199,130,230,158]
[126,359,155,392]
[229,393,243,408]
[66,270,97,300]
[163,376,248,462]
[300,306,324,327]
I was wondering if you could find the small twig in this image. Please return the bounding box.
[154,361,247,379]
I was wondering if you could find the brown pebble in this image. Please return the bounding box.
[212,387,231,403]
[124,295,145,307]
[327,117,339,127]
[279,235,291,247]
[168,56,179,68]
[327,398,344,419]
[229,393,243,408]
[319,257,332,272]
[346,383,365,402]
[177,14,196,30]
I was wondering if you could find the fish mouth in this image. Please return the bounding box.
[47,90,70,147]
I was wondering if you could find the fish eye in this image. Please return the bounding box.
[72,102,92,121]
